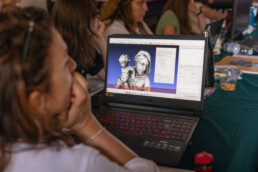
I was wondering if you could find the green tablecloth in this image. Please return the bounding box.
[176,27,258,172]
[178,73,258,172]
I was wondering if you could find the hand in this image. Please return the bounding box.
[95,20,105,38]
[188,2,199,14]
[58,72,93,131]
[93,20,106,52]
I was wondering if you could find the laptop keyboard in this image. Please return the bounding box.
[95,109,197,143]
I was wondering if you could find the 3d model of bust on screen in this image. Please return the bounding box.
[116,50,151,91]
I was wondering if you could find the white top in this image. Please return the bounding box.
[5,142,159,172]
[104,20,153,40]
[17,0,47,11]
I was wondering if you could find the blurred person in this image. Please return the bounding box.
[189,0,207,35]
[0,0,20,9]
[0,5,159,172]
[16,0,47,11]
[195,0,227,22]
[52,0,106,80]
[156,0,194,35]
[101,0,153,39]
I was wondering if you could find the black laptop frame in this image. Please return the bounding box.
[205,17,225,49]
[104,34,207,113]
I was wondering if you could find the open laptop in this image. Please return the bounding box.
[96,34,207,165]
[205,17,225,49]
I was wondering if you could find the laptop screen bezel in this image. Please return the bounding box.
[205,17,225,49]
[104,34,207,112]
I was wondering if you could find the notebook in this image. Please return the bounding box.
[205,17,225,49]
[96,34,207,165]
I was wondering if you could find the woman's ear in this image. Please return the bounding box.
[28,91,47,116]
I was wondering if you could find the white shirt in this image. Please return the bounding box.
[17,0,47,11]
[104,20,153,40]
[5,143,159,172]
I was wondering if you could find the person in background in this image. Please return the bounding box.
[195,0,226,22]
[101,0,153,39]
[189,0,207,35]
[16,0,47,11]
[51,0,106,80]
[0,5,159,172]
[0,0,20,10]
[156,0,194,35]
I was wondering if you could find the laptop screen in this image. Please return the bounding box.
[105,35,206,111]
[105,35,206,104]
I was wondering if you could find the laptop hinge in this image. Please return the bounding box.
[108,102,196,116]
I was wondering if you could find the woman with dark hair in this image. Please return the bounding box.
[51,0,106,80]
[101,0,153,39]
[156,0,195,35]
[0,5,159,172]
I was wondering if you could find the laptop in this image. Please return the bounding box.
[205,17,225,49]
[96,34,207,165]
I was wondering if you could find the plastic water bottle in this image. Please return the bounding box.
[223,43,253,55]
[237,44,253,55]
[223,42,239,54]
[249,7,255,27]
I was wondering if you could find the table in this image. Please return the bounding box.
[159,166,194,172]
[91,25,258,172]
[176,72,258,172]
[171,28,258,172]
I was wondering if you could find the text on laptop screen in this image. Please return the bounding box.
[106,38,205,101]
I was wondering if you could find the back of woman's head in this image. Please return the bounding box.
[51,0,98,70]
[0,5,72,171]
[101,0,132,23]
[164,0,191,35]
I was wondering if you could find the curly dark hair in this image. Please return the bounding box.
[0,5,73,171]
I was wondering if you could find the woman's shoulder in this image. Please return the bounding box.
[162,10,177,19]
[158,10,179,25]
[7,143,101,172]
[156,10,179,35]
[104,20,129,39]
[141,21,153,34]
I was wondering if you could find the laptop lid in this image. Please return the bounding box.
[205,18,225,49]
[105,34,207,112]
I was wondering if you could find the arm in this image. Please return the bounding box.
[196,9,206,33]
[201,5,227,20]
[162,25,176,35]
[189,2,206,34]
[157,10,179,35]
[59,72,138,165]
